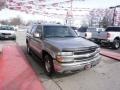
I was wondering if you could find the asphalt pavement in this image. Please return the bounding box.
[101,47,120,54]
[1,30,120,90]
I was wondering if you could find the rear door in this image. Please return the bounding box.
[29,25,37,51]
[30,25,43,57]
[92,28,105,39]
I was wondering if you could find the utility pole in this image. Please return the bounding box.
[65,0,73,26]
[70,0,73,26]
[65,0,85,26]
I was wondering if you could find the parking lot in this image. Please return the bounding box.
[2,30,116,90]
[101,47,120,54]
[1,0,120,90]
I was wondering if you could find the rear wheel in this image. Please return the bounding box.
[44,54,54,76]
[112,39,120,49]
[13,38,16,41]
[12,37,16,41]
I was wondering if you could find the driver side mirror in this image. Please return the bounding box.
[33,33,41,38]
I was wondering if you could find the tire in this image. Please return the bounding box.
[13,38,16,41]
[27,44,32,55]
[112,39,120,49]
[44,54,54,76]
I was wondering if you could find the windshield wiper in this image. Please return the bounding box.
[45,35,64,38]
[64,36,75,37]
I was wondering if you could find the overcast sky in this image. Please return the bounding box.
[0,0,120,26]
[73,0,120,8]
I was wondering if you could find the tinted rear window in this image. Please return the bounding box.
[78,27,87,32]
[87,28,96,32]
[106,27,120,32]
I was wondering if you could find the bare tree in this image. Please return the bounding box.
[88,9,113,28]
[0,20,9,25]
[88,11,97,27]
[10,17,22,25]
[99,9,112,28]
[0,0,6,10]
[81,18,89,27]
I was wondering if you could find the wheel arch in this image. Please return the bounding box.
[42,50,53,60]
[114,37,120,41]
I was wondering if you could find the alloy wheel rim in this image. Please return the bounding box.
[27,46,30,53]
[45,58,51,73]
[115,41,119,48]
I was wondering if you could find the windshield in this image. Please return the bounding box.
[43,26,77,38]
[0,26,14,30]
[71,27,78,30]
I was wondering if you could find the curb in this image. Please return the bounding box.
[0,45,3,54]
[100,49,120,61]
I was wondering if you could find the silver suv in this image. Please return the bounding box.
[26,23,101,76]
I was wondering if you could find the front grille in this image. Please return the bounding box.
[74,54,95,60]
[74,56,95,62]
[74,47,96,55]
[1,33,11,35]
[74,53,96,62]
[62,47,98,63]
[73,47,97,62]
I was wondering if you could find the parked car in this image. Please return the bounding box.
[78,27,105,39]
[92,26,120,49]
[91,28,105,40]
[26,23,101,76]
[0,25,16,40]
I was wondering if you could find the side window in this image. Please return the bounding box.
[35,25,42,33]
[116,27,120,32]
[31,25,37,34]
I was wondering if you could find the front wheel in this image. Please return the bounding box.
[112,39,120,49]
[27,44,32,55]
[44,54,54,76]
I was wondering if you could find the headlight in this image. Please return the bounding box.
[58,52,73,56]
[96,47,100,52]
[56,52,73,62]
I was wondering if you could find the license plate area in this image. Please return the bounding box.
[5,35,9,38]
[84,63,91,70]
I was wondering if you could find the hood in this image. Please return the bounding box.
[44,37,98,51]
[0,30,15,34]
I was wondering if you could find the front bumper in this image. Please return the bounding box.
[0,34,16,40]
[53,55,101,73]
[94,39,113,43]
